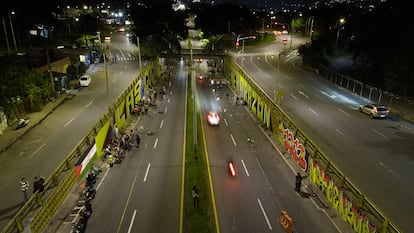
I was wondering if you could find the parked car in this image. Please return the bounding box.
[359,104,389,118]
[79,75,91,87]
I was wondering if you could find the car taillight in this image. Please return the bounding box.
[228,162,236,176]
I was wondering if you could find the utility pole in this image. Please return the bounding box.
[130,31,142,70]
[97,32,110,110]
[188,38,198,152]
[2,16,10,53]
[9,13,17,52]
[43,28,55,96]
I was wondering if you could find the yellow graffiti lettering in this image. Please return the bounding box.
[308,158,377,233]
[264,105,270,128]
[114,100,126,127]
[125,91,134,119]
[252,98,257,113]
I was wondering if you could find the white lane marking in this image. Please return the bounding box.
[298,90,309,99]
[153,138,159,149]
[230,134,237,146]
[168,98,171,103]
[64,111,81,127]
[64,117,75,127]
[28,143,46,159]
[160,120,164,129]
[127,210,137,233]
[143,163,151,182]
[224,118,228,126]
[164,107,168,113]
[290,94,298,100]
[96,168,110,191]
[257,198,272,230]
[335,129,344,136]
[379,161,399,178]
[338,108,350,116]
[86,100,94,107]
[308,108,319,116]
[371,129,389,139]
[241,159,249,177]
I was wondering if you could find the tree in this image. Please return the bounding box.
[350,0,413,97]
[0,55,51,118]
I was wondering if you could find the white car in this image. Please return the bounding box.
[207,112,220,125]
[79,75,91,87]
[359,104,389,118]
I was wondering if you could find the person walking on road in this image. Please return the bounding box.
[295,172,302,193]
[135,133,141,148]
[20,178,29,202]
[192,185,200,209]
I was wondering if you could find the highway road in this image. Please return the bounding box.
[233,36,414,232]
[0,31,142,229]
[198,68,350,233]
[84,57,352,233]
[85,59,186,233]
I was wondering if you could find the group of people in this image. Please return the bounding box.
[105,127,141,167]
[19,176,45,202]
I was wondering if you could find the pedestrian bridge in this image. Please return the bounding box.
[162,49,226,59]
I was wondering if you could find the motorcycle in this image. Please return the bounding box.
[228,161,237,177]
[16,118,29,130]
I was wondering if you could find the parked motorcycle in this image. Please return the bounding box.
[16,118,29,130]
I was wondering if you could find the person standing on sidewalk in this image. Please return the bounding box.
[20,178,29,202]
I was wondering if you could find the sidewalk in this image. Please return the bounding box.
[0,92,74,153]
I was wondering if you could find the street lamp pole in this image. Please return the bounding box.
[2,16,10,53]
[137,36,142,70]
[9,12,17,52]
[130,31,142,70]
[335,18,346,50]
[97,32,110,109]
[336,26,344,50]
[236,35,256,66]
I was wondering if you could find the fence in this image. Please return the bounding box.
[314,64,414,123]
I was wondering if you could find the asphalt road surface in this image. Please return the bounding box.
[233,38,414,232]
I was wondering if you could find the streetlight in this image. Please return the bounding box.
[306,16,315,41]
[236,35,256,54]
[236,35,256,67]
[2,16,11,53]
[336,26,345,50]
[37,24,55,96]
[129,31,142,70]
[9,11,18,52]
[97,32,110,109]
[335,18,346,50]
